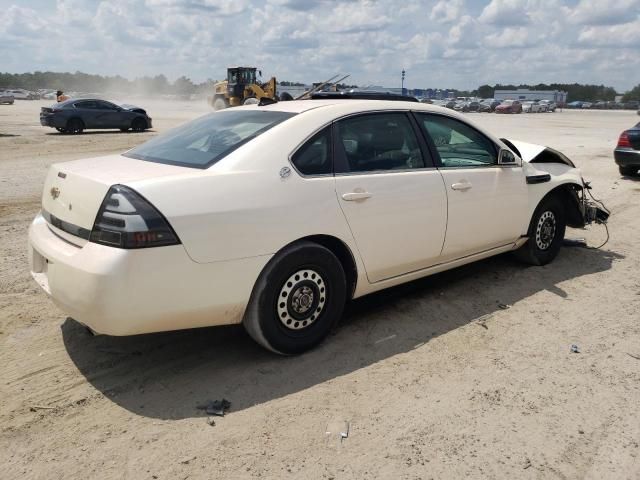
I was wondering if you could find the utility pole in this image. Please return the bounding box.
[401,69,406,95]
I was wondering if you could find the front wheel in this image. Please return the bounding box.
[131,118,147,132]
[243,241,347,355]
[213,98,227,111]
[514,195,566,266]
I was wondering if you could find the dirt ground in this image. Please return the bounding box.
[1,100,639,480]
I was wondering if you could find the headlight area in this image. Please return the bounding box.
[90,185,181,249]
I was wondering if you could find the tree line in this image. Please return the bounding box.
[1,71,638,102]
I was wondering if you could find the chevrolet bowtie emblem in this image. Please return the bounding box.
[50,187,60,199]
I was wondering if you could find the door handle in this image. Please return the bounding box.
[451,181,472,191]
[341,191,372,201]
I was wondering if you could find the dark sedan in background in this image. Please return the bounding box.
[614,122,640,176]
[40,99,152,134]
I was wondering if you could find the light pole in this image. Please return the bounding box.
[401,69,406,94]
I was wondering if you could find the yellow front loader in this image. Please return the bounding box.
[208,67,279,110]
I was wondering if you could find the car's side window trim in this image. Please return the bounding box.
[287,125,334,178]
[332,111,435,176]
[412,112,500,169]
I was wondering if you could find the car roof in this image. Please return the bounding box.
[243,99,461,116]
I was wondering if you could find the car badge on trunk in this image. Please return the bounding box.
[50,187,60,199]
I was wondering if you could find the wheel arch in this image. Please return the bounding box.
[534,182,584,228]
[262,235,358,300]
[66,116,85,127]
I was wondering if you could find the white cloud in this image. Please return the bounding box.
[430,0,464,24]
[564,0,640,26]
[478,0,530,25]
[0,0,638,91]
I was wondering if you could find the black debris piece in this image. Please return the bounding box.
[197,399,231,416]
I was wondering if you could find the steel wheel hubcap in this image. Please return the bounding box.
[535,211,556,250]
[277,269,326,330]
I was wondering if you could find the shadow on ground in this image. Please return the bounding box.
[45,130,155,136]
[62,245,623,420]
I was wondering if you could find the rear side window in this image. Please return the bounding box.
[124,110,296,168]
[291,127,332,176]
[335,113,424,173]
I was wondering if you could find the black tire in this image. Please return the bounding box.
[132,118,147,132]
[279,92,294,101]
[243,241,347,355]
[514,194,566,266]
[619,165,638,176]
[66,118,84,134]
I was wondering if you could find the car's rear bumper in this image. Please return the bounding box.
[40,115,65,128]
[614,149,640,166]
[28,212,271,335]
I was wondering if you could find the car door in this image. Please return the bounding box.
[333,112,448,283]
[93,101,126,128]
[72,100,98,128]
[415,112,527,261]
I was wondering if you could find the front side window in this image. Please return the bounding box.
[124,110,296,168]
[335,113,424,173]
[417,114,497,167]
[291,127,332,176]
[95,100,119,110]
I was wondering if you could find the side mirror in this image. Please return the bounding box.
[498,148,518,165]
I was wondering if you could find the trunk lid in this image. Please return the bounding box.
[42,154,194,232]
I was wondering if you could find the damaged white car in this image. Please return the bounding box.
[29,97,609,354]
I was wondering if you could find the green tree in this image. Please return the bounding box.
[622,84,640,102]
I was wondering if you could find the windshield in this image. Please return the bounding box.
[124,110,296,168]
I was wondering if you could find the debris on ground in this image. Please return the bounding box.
[29,405,55,411]
[523,458,532,469]
[178,455,196,464]
[196,399,231,416]
[563,238,587,248]
[207,417,216,427]
[326,419,350,446]
[498,303,511,310]
[626,353,640,361]
[570,344,580,354]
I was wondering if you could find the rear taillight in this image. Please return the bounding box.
[90,185,180,249]
[617,132,631,148]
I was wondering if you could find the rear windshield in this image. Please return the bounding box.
[124,110,296,168]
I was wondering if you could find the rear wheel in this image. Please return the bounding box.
[66,118,84,134]
[243,241,346,355]
[131,118,147,132]
[514,195,566,266]
[619,165,638,176]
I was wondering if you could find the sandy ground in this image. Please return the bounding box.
[1,100,639,479]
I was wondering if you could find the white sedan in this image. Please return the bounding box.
[29,98,607,354]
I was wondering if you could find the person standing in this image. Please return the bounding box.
[56,90,70,102]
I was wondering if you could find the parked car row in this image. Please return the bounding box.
[423,98,557,114]
[567,100,639,110]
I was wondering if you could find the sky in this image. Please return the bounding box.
[0,0,639,91]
